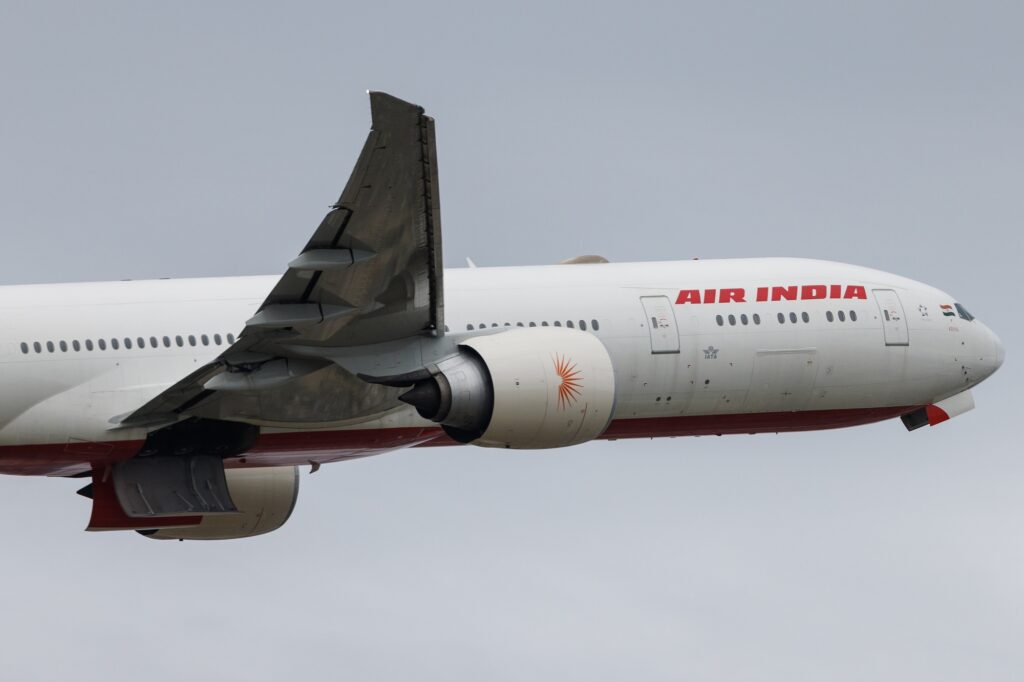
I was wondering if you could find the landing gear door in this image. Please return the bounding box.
[640,296,680,354]
[873,289,909,346]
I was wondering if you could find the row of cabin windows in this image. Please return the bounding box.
[466,319,601,332]
[716,313,763,327]
[21,333,237,355]
[21,318,604,355]
[776,310,857,324]
[716,310,859,326]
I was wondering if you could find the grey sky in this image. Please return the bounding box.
[0,2,1020,680]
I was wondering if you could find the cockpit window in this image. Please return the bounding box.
[954,303,974,322]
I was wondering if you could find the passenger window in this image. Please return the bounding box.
[554,321,562,327]
[579,320,587,331]
[124,338,132,349]
[59,341,68,352]
[162,336,171,347]
[777,313,785,324]
[98,339,107,350]
[227,333,236,344]
[137,337,145,348]
[466,324,474,331]
[592,319,600,331]
[188,335,197,346]
[716,315,724,326]
[45,341,54,353]
[740,314,748,325]
[528,322,537,327]
[728,314,736,326]
[801,312,809,323]
[516,322,524,327]
[175,336,184,347]
[541,321,549,326]
[19,342,28,354]
[850,310,857,322]
[567,321,575,328]
[838,310,846,322]
[826,311,834,322]
[201,334,209,345]
[789,312,798,323]
[85,340,94,351]
[150,336,158,348]
[111,338,120,350]
[73,340,81,352]
[752,314,760,325]
[478,324,486,329]
[214,334,222,345]
[33,341,42,353]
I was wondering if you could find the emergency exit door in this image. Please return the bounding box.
[873,289,910,346]
[640,296,680,354]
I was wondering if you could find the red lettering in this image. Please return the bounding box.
[844,285,867,300]
[771,286,798,301]
[802,284,826,300]
[680,283,866,304]
[719,288,746,303]
[676,289,701,304]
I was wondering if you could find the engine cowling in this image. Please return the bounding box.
[140,466,299,540]
[401,328,616,449]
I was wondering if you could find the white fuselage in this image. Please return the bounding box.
[0,258,1003,475]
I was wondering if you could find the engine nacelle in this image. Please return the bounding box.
[140,466,299,540]
[401,328,616,449]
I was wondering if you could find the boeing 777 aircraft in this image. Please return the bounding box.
[0,93,1004,540]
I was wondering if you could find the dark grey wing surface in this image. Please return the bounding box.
[121,92,443,428]
[250,91,443,347]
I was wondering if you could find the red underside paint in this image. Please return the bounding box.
[0,406,921,477]
[599,406,918,439]
[925,404,950,426]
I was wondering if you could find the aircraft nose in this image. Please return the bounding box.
[992,329,1005,371]
[979,322,1004,379]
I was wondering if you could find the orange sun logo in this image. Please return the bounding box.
[553,354,583,410]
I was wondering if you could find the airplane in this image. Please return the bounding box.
[0,93,1003,540]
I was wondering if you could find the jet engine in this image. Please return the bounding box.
[398,328,616,449]
[140,466,300,540]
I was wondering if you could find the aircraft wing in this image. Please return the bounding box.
[121,92,443,428]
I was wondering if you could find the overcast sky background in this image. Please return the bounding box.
[0,2,1021,680]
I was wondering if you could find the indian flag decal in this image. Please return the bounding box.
[940,304,955,317]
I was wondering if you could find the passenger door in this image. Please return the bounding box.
[639,296,680,354]
[873,289,910,346]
